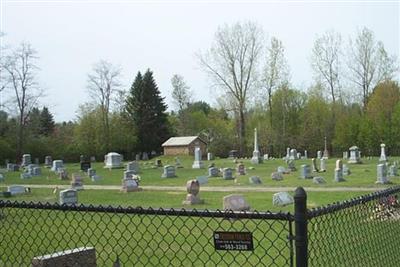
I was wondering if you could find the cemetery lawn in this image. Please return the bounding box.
[1,155,399,188]
[0,187,374,212]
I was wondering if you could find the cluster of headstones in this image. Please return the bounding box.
[284,148,308,160]
[222,192,294,210]
[121,161,142,192]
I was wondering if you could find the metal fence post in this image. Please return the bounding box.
[294,187,308,267]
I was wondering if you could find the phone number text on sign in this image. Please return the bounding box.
[214,231,254,251]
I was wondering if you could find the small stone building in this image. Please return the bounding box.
[162,136,207,157]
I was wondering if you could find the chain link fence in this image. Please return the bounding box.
[2,186,400,266]
[0,201,294,266]
[307,186,400,267]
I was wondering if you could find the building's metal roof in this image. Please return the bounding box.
[162,136,203,147]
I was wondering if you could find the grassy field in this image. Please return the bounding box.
[1,156,399,266]
[0,187,370,211]
[1,155,399,188]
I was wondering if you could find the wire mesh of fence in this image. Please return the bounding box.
[0,201,294,266]
[307,186,400,267]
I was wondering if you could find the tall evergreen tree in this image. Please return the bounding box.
[125,70,170,153]
[40,106,55,136]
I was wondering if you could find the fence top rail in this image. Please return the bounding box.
[0,200,293,221]
[307,185,400,218]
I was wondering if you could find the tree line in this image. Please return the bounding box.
[0,22,398,163]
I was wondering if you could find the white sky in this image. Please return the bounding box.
[1,0,399,122]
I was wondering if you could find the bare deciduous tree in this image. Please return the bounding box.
[263,37,290,129]
[171,74,192,111]
[2,42,42,160]
[87,60,122,151]
[198,21,263,156]
[311,30,342,105]
[347,27,398,108]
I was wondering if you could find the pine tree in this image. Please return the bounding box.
[40,106,55,136]
[125,70,170,153]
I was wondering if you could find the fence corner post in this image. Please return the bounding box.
[294,187,308,267]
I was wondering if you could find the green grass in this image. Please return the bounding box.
[0,188,373,212]
[1,155,399,188]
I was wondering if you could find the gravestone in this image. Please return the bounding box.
[376,164,389,184]
[32,167,41,176]
[320,158,326,172]
[121,178,142,192]
[287,160,296,171]
[236,163,246,175]
[343,152,348,159]
[31,247,96,267]
[263,154,269,160]
[21,154,31,167]
[71,174,83,190]
[104,152,123,169]
[20,173,32,179]
[379,143,387,162]
[182,180,204,205]
[59,189,78,205]
[44,156,52,168]
[297,152,301,159]
[249,176,262,184]
[272,192,294,207]
[334,159,346,182]
[348,146,362,164]
[228,150,238,159]
[196,176,208,185]
[271,172,283,181]
[91,175,101,182]
[79,155,85,163]
[342,164,351,176]
[90,156,96,162]
[322,136,329,159]
[8,185,26,195]
[87,168,96,178]
[208,167,220,177]
[34,158,39,165]
[161,165,176,178]
[251,128,262,164]
[285,147,290,160]
[207,152,213,161]
[126,161,140,174]
[80,161,91,172]
[7,163,19,172]
[304,150,308,159]
[175,157,183,168]
[142,152,149,161]
[223,194,250,211]
[311,158,319,172]
[0,173,4,182]
[277,166,288,174]
[51,160,64,172]
[289,149,297,160]
[389,165,398,177]
[313,176,326,184]
[58,168,68,180]
[222,168,234,180]
[317,151,322,159]
[300,165,312,179]
[124,170,137,180]
[135,154,141,161]
[155,159,163,167]
[192,147,204,169]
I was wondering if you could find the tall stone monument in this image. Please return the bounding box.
[251,128,262,164]
[322,136,329,159]
[379,143,387,162]
[192,147,204,169]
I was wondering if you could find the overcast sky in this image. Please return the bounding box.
[1,0,399,122]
